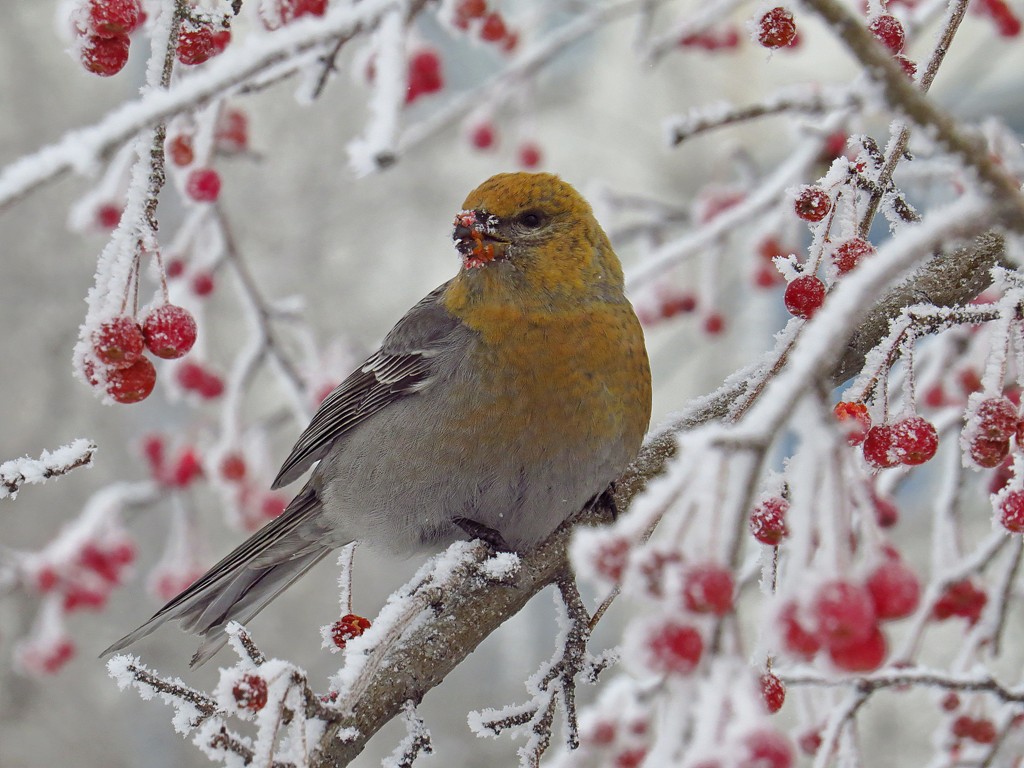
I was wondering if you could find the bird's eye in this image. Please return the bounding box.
[518,210,545,228]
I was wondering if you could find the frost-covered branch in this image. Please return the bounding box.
[0,439,97,501]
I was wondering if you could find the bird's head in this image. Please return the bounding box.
[451,172,624,303]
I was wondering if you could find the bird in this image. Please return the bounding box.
[103,172,652,666]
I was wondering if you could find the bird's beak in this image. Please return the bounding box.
[453,210,508,269]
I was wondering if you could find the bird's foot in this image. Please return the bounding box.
[454,517,512,552]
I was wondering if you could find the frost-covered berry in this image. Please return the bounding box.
[973,397,1018,441]
[833,401,871,445]
[756,7,797,48]
[784,275,826,319]
[89,0,143,37]
[868,14,906,53]
[681,563,734,615]
[518,142,543,169]
[827,624,886,671]
[232,674,268,711]
[972,435,1011,467]
[331,613,372,650]
[793,186,831,222]
[999,489,1024,533]
[832,237,875,274]
[866,558,920,619]
[106,357,157,403]
[863,424,899,469]
[142,304,197,359]
[177,20,218,66]
[760,672,785,713]
[81,34,130,76]
[646,622,703,675]
[750,497,788,545]
[185,168,221,202]
[891,416,938,465]
[812,580,876,648]
[93,316,145,368]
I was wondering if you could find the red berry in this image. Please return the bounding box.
[974,397,1018,440]
[863,424,899,469]
[95,202,122,229]
[232,674,268,711]
[646,622,703,675]
[760,672,785,713]
[813,580,876,649]
[215,108,248,153]
[941,692,960,711]
[741,729,794,768]
[192,271,216,296]
[454,0,487,24]
[827,624,886,671]
[285,0,328,22]
[972,437,1011,468]
[105,357,157,403]
[585,721,616,746]
[331,613,372,649]
[142,304,197,359]
[703,312,725,335]
[681,563,734,615]
[615,749,647,768]
[80,34,130,76]
[211,29,231,55]
[952,714,974,739]
[751,497,789,545]
[793,186,832,222]
[866,559,920,620]
[171,448,203,487]
[197,370,225,399]
[593,537,630,583]
[932,579,986,623]
[167,134,194,166]
[779,602,820,659]
[406,50,443,103]
[518,142,543,169]
[868,14,906,53]
[970,718,997,744]
[469,122,497,150]
[479,11,507,42]
[895,54,917,78]
[833,401,871,445]
[220,452,247,481]
[93,316,145,368]
[89,0,143,36]
[176,360,207,390]
[62,582,109,611]
[873,493,900,528]
[185,168,221,202]
[891,416,938,465]
[166,258,186,278]
[784,275,826,319]
[797,729,822,756]
[177,20,218,66]
[756,7,797,48]
[260,493,287,519]
[141,433,164,470]
[662,292,698,317]
[999,489,1024,533]
[754,266,780,288]
[832,238,875,274]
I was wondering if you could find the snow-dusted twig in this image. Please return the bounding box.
[0,439,97,500]
[780,668,1024,703]
[385,701,433,768]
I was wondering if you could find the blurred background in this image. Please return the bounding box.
[1,1,1022,766]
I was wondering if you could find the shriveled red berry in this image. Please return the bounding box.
[751,497,788,545]
[778,601,820,659]
[177,20,218,66]
[479,11,507,41]
[863,424,899,469]
[93,316,145,368]
[760,672,785,713]
[192,271,215,296]
[518,142,543,169]
[827,624,886,671]
[469,122,496,150]
[813,580,876,648]
[784,275,826,319]
[741,729,794,768]
[756,7,797,48]
[932,579,986,623]
[81,34,130,76]
[142,304,197,359]
[868,14,906,53]
[331,613,371,650]
[185,168,221,202]
[681,563,734,615]
[891,416,938,465]
[105,357,157,403]
[866,559,920,620]
[793,186,832,222]
[167,134,194,166]
[999,489,1024,533]
[834,401,871,445]
[646,622,703,675]
[232,674,268,711]
[832,238,875,274]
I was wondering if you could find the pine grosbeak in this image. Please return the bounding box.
[105,172,652,664]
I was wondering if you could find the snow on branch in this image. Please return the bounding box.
[0,439,97,500]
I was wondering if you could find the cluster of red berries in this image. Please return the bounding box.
[950,714,998,745]
[31,534,137,615]
[216,449,289,530]
[405,50,444,104]
[779,559,919,671]
[581,718,652,768]
[176,360,225,398]
[73,0,143,77]
[465,120,544,168]
[932,578,987,623]
[165,253,217,297]
[176,17,231,66]
[232,673,269,712]
[452,0,519,53]
[88,304,198,403]
[330,613,372,650]
[755,7,799,49]
[260,0,328,29]
[963,396,1023,470]
[636,288,698,325]
[141,434,204,488]
[679,27,741,51]
[16,636,78,676]
[865,13,917,78]
[862,415,940,469]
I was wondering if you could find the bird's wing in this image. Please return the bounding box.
[272,281,464,489]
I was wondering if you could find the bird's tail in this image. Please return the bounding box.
[102,485,338,667]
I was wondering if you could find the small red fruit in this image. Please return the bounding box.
[999,489,1024,533]
[891,416,938,465]
[832,238,875,274]
[646,622,703,675]
[177,20,218,66]
[741,729,794,768]
[518,142,543,168]
[756,7,798,48]
[932,579,986,623]
[868,14,906,53]
[974,397,1018,440]
[81,34,130,76]
[260,494,287,519]
[793,186,832,222]
[406,50,443,103]
[331,613,372,650]
[751,497,788,545]
[778,602,820,659]
[479,11,507,42]
[469,122,497,150]
[220,452,247,481]
[185,168,221,202]
[703,312,725,335]
[232,674,268,711]
[95,203,122,229]
[866,558,920,619]
[93,316,145,368]
[760,672,785,713]
[455,0,488,23]
[89,0,143,37]
[593,537,630,583]
[171,448,203,487]
[833,401,871,445]
[192,271,215,296]
[167,134,194,166]
[895,54,917,78]
[681,563,734,615]
[142,304,197,359]
[215,108,248,153]
[784,275,826,319]
[827,624,886,671]
[812,580,876,648]
[105,356,157,403]
[863,424,899,469]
